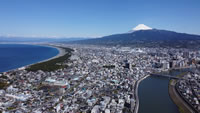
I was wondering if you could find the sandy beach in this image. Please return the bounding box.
[23,44,67,68]
[35,45,66,63]
[2,44,67,72]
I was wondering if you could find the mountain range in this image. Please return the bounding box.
[70,24,200,49]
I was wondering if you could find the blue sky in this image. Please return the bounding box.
[0,0,200,38]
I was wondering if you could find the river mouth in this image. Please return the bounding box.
[137,69,187,113]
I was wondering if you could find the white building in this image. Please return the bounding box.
[91,105,100,113]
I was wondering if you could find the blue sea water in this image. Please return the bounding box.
[0,44,59,72]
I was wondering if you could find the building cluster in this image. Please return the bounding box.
[176,70,200,112]
[148,48,199,72]
[0,44,200,113]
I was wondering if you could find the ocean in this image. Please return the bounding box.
[0,44,59,72]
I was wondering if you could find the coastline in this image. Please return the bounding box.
[134,74,151,113]
[1,44,66,73]
[30,44,66,64]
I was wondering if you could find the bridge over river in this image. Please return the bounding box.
[151,73,184,80]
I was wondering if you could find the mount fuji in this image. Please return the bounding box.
[70,24,200,48]
[131,24,152,31]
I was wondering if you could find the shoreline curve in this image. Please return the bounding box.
[1,44,66,73]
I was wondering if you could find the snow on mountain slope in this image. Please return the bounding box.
[132,24,152,31]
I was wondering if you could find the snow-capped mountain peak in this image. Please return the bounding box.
[132,24,152,31]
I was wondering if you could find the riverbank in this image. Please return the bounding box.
[134,74,150,113]
[169,79,194,113]
[152,69,195,113]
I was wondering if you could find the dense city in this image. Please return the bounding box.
[0,44,200,113]
[176,71,200,112]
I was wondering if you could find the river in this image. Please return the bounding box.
[138,69,187,113]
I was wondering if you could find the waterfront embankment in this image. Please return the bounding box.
[169,78,195,113]
[134,75,150,113]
